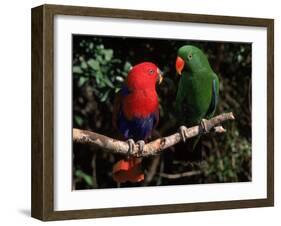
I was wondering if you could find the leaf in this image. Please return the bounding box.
[123,61,132,72]
[95,71,102,84]
[103,77,114,88]
[115,76,124,82]
[78,77,88,87]
[73,66,83,74]
[74,115,83,126]
[103,49,113,61]
[96,55,104,63]
[87,59,100,70]
[80,61,88,69]
[97,44,104,50]
[89,42,94,49]
[100,90,110,102]
[75,170,93,186]
[237,54,243,62]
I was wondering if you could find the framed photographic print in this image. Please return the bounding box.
[31,4,274,221]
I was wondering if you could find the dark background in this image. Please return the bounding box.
[72,35,252,189]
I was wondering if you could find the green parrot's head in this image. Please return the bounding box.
[176,45,211,76]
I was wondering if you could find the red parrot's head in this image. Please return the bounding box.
[126,62,163,90]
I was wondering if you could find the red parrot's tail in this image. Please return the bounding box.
[113,158,144,183]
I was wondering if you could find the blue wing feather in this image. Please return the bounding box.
[113,84,158,141]
[117,111,158,141]
[119,84,131,96]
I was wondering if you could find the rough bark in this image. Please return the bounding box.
[73,112,235,158]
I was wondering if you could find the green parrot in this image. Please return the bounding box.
[175,45,219,148]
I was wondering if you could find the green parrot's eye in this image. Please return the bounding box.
[188,54,192,60]
[148,69,155,75]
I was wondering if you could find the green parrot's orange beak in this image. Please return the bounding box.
[176,56,185,75]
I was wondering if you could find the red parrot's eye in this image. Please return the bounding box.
[148,69,155,75]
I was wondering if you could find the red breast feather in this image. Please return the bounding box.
[123,89,158,119]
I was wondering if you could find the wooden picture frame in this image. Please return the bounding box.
[31,4,274,221]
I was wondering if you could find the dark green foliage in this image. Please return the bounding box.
[72,35,252,189]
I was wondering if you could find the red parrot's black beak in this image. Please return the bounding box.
[176,56,185,76]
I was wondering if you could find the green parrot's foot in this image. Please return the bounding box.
[178,126,188,142]
[126,139,135,157]
[136,140,145,154]
[200,118,210,134]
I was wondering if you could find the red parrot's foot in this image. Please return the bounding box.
[113,158,144,183]
[126,139,135,157]
[136,140,145,153]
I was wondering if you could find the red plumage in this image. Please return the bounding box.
[112,62,162,183]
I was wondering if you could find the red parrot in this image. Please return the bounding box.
[112,62,163,183]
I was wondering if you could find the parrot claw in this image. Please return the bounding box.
[178,126,188,142]
[136,140,145,154]
[126,139,135,158]
[200,118,209,133]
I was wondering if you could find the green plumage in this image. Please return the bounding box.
[175,45,219,153]
[176,45,219,126]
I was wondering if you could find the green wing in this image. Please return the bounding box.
[175,76,187,119]
[191,75,218,151]
[205,75,219,119]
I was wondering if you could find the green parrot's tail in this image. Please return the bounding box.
[191,135,201,151]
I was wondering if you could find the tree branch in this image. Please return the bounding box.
[159,170,201,179]
[73,112,235,158]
